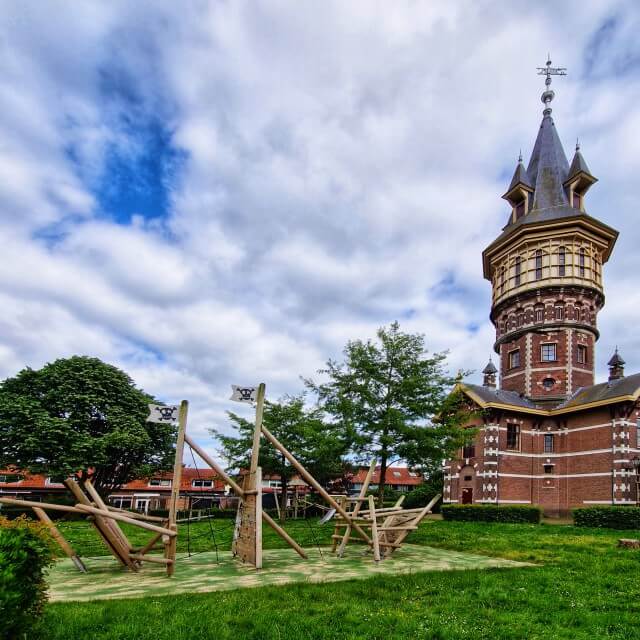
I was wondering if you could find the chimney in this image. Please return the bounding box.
[608,348,625,381]
[482,358,498,388]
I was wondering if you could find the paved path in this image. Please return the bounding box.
[48,544,534,603]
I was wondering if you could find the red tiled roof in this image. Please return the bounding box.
[0,468,226,493]
[349,466,423,486]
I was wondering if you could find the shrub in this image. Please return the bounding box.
[402,485,442,513]
[441,504,541,524]
[0,516,56,640]
[573,507,640,530]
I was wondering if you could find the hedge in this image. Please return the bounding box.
[0,516,56,640]
[441,504,542,523]
[573,506,640,530]
[402,485,442,513]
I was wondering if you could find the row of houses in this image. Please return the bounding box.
[0,465,424,514]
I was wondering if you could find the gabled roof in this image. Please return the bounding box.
[556,373,640,411]
[456,373,640,416]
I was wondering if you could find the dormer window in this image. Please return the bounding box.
[515,200,526,219]
[572,191,581,209]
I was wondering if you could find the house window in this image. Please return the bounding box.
[506,424,520,450]
[543,464,554,474]
[110,497,132,509]
[514,256,522,286]
[558,246,566,276]
[192,479,214,488]
[544,434,554,453]
[541,344,557,362]
[0,474,23,484]
[579,248,586,277]
[555,304,564,321]
[463,475,473,482]
[462,444,476,458]
[535,306,544,323]
[509,349,521,369]
[149,479,172,487]
[577,345,587,364]
[535,249,543,280]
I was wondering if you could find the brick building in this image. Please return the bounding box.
[443,62,640,516]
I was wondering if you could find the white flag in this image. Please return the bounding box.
[230,385,258,404]
[147,404,179,424]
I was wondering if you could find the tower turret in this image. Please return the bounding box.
[482,59,618,406]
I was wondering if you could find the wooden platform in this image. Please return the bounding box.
[47,544,534,603]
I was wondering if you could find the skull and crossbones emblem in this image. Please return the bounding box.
[155,406,178,422]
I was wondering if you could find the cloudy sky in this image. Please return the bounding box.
[1,1,640,460]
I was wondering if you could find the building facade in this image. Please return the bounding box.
[443,62,640,516]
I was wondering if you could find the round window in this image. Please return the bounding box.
[543,378,555,390]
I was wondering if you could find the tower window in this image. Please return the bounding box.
[535,249,543,280]
[462,444,476,458]
[541,344,557,362]
[543,464,554,474]
[544,434,554,453]
[515,201,525,219]
[509,349,521,369]
[535,306,544,323]
[516,311,524,328]
[506,424,520,450]
[579,249,586,277]
[500,266,506,294]
[558,247,566,277]
[543,377,555,390]
[555,304,564,321]
[514,256,522,286]
[577,345,587,364]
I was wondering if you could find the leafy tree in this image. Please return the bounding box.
[0,356,176,497]
[212,396,350,521]
[305,322,473,504]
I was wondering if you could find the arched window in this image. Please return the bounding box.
[500,266,506,294]
[534,304,544,323]
[555,303,565,321]
[579,248,586,277]
[558,246,566,277]
[514,256,522,286]
[535,249,543,280]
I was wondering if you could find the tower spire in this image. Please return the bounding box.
[537,56,567,115]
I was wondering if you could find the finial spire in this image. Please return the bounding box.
[518,149,523,163]
[576,138,580,152]
[537,56,567,116]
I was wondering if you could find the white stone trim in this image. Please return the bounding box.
[498,499,532,504]
[499,471,611,479]
[499,448,613,458]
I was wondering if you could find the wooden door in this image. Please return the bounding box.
[461,488,473,504]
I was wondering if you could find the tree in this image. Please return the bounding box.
[212,396,350,521]
[0,356,176,497]
[305,322,473,504]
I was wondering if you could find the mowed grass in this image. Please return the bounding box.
[44,519,640,640]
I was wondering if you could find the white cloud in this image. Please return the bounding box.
[0,1,639,462]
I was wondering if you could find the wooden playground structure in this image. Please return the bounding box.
[0,383,439,576]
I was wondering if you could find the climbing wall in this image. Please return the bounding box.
[231,468,262,569]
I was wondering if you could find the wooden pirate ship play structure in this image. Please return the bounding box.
[0,384,439,576]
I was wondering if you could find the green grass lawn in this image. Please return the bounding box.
[43,519,640,639]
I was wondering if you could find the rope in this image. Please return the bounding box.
[302,514,324,560]
[188,442,220,563]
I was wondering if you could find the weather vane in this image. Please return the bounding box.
[537,54,567,115]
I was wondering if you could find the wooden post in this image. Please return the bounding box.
[74,505,176,536]
[260,424,372,545]
[166,400,189,577]
[184,434,245,497]
[33,507,87,573]
[83,479,132,553]
[249,383,266,479]
[337,459,376,557]
[368,495,381,562]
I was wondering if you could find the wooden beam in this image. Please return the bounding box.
[138,532,164,556]
[65,479,133,569]
[386,494,440,556]
[83,479,133,552]
[107,505,167,523]
[262,511,307,559]
[337,459,376,558]
[260,424,372,546]
[75,504,176,537]
[0,497,84,513]
[184,434,245,497]
[33,507,87,573]
[129,554,174,565]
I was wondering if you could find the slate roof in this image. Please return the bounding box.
[505,159,533,194]
[567,147,593,182]
[462,383,539,409]
[556,372,640,410]
[482,360,498,374]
